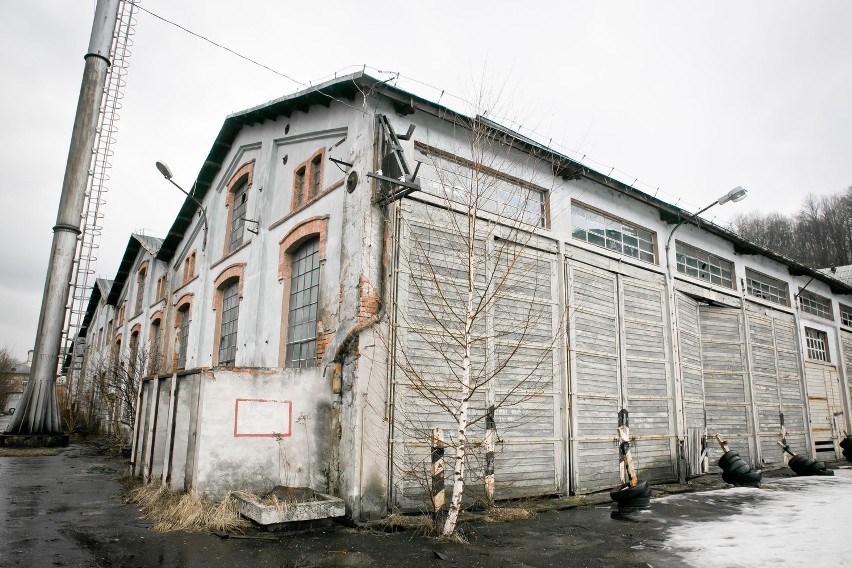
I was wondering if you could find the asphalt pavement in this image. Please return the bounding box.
[1,441,850,568]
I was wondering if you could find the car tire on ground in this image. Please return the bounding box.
[610,481,651,503]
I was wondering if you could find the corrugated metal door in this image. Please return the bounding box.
[675,293,706,477]
[698,305,755,467]
[390,200,562,509]
[804,362,843,459]
[620,275,677,482]
[568,260,676,492]
[746,309,808,464]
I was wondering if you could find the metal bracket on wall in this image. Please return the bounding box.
[368,114,422,206]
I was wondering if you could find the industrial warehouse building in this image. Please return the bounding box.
[73,72,852,520]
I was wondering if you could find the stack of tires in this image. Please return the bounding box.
[841,436,852,463]
[788,454,834,476]
[610,481,652,510]
[718,450,761,486]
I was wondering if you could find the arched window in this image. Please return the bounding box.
[285,238,320,368]
[134,262,148,315]
[229,181,248,253]
[129,331,140,373]
[223,161,255,256]
[149,317,162,375]
[212,264,245,367]
[176,306,190,370]
[217,279,240,366]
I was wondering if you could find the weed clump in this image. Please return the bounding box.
[125,481,250,533]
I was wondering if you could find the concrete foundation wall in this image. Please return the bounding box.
[191,368,334,499]
[168,373,199,491]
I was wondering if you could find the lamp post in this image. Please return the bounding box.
[155,161,208,251]
[665,186,748,273]
[664,186,747,483]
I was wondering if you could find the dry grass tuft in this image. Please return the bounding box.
[208,494,251,533]
[126,482,249,533]
[485,506,535,523]
[0,448,64,457]
[377,512,435,532]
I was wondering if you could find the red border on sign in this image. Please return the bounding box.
[233,398,292,438]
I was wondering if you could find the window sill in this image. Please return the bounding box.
[804,358,835,368]
[149,298,166,311]
[568,238,665,275]
[269,180,343,231]
[211,240,252,271]
[172,275,199,297]
[799,312,835,324]
[742,293,793,314]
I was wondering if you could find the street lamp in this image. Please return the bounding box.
[665,186,748,273]
[155,161,208,251]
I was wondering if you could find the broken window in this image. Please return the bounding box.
[217,280,240,367]
[311,154,323,199]
[129,331,139,373]
[745,268,790,307]
[229,181,248,253]
[149,319,161,375]
[183,251,196,285]
[799,289,833,321]
[177,305,190,370]
[840,303,852,328]
[292,150,325,211]
[156,275,168,301]
[135,266,147,315]
[675,241,735,289]
[571,201,656,263]
[805,327,830,362]
[286,238,320,368]
[294,166,307,209]
[419,154,548,227]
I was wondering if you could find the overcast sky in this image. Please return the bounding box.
[1,1,851,361]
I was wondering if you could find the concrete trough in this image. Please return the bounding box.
[233,486,345,526]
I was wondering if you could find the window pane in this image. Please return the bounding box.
[571,203,656,264]
[218,281,240,366]
[745,268,789,306]
[286,239,320,368]
[675,241,736,290]
[230,182,248,252]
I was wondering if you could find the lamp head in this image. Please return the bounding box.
[717,186,748,205]
[155,161,173,181]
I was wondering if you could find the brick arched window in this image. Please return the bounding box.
[134,261,149,316]
[278,216,328,367]
[149,310,163,376]
[175,294,193,371]
[223,161,255,256]
[212,264,245,367]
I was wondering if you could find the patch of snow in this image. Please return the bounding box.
[663,469,852,567]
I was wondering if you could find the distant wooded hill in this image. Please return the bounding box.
[731,186,852,270]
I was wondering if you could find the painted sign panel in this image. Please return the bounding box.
[233,398,292,438]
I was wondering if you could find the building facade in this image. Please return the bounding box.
[74,73,852,520]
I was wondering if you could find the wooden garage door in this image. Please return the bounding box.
[804,362,843,459]
[621,276,677,483]
[745,308,807,465]
[675,293,706,477]
[390,200,562,509]
[698,305,755,468]
[568,260,676,493]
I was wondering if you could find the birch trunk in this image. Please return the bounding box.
[442,220,476,537]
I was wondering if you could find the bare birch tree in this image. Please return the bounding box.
[386,110,566,536]
[70,342,150,443]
